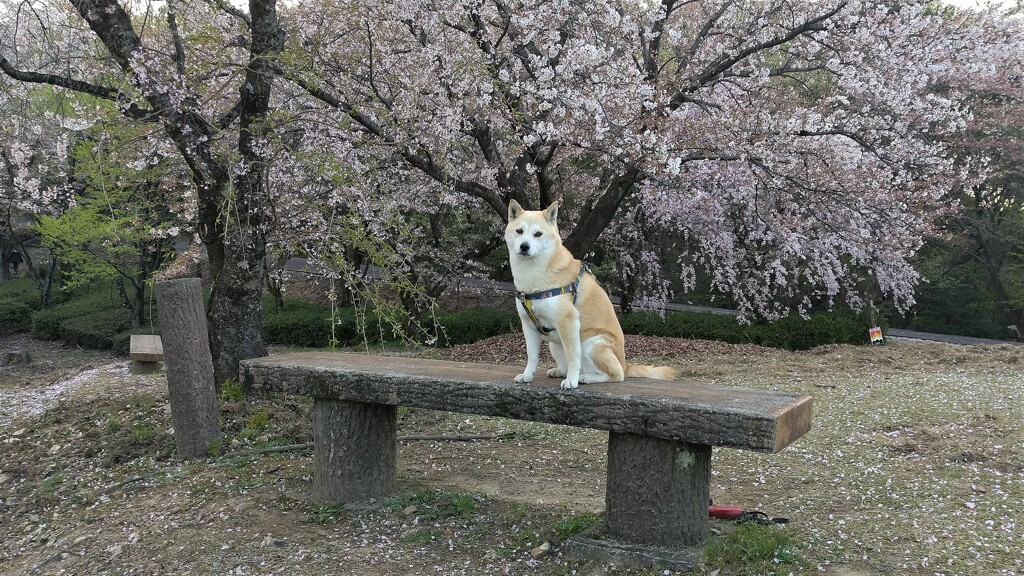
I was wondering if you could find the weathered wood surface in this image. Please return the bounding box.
[241,352,812,453]
[155,278,222,459]
[129,334,164,362]
[605,434,711,546]
[314,399,397,502]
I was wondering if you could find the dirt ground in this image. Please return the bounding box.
[1,332,1021,576]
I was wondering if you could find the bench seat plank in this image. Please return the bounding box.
[129,334,164,362]
[241,352,811,453]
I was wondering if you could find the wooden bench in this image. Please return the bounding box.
[240,352,812,568]
[129,334,164,375]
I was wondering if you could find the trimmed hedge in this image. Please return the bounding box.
[436,308,519,346]
[260,302,519,349]
[60,308,133,350]
[261,299,335,348]
[619,308,881,350]
[31,289,121,340]
[21,284,878,355]
[0,278,41,310]
[0,298,32,335]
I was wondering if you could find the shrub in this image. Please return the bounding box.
[620,308,880,350]
[60,308,133,350]
[436,308,520,346]
[261,299,334,347]
[0,277,41,310]
[0,298,32,335]
[31,287,121,340]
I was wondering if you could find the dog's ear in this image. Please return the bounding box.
[508,200,523,222]
[543,201,559,224]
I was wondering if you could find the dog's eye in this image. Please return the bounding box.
[515,228,523,235]
[533,231,542,238]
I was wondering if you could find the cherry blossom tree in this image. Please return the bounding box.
[0,78,78,304]
[1,0,282,382]
[274,0,1008,318]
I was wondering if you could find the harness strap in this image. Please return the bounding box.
[516,262,591,334]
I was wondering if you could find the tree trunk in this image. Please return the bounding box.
[605,432,711,547]
[202,0,281,386]
[155,278,222,459]
[207,237,267,389]
[0,243,10,280]
[313,398,397,502]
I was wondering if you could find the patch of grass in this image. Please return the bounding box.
[219,379,245,403]
[394,489,478,522]
[131,423,156,443]
[229,475,265,493]
[703,523,800,574]
[552,511,599,540]
[130,395,157,410]
[310,502,346,525]
[105,416,122,433]
[245,409,270,432]
[41,474,64,493]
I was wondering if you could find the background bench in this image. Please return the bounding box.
[240,352,812,567]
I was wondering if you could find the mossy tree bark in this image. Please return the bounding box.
[155,278,222,459]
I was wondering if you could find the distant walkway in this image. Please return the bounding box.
[886,328,1020,346]
[283,258,1022,347]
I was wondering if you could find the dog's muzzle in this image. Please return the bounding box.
[519,242,530,254]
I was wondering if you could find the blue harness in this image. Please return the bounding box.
[516,262,591,335]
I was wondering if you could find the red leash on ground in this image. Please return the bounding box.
[708,505,789,524]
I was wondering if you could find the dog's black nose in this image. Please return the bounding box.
[519,242,530,253]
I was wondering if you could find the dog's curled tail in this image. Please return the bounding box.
[625,363,677,380]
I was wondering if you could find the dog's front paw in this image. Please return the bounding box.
[547,367,566,378]
[560,378,578,390]
[514,373,534,384]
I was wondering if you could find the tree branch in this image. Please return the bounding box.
[0,57,156,121]
[274,65,507,217]
[668,1,846,110]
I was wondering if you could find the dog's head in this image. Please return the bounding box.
[505,200,560,260]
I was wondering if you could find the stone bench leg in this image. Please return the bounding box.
[313,398,397,503]
[130,360,162,375]
[606,432,712,546]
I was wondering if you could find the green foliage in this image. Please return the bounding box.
[131,423,157,443]
[398,489,478,522]
[261,301,520,349]
[0,277,42,310]
[219,379,246,403]
[41,474,64,493]
[59,308,133,350]
[31,285,120,340]
[552,512,600,540]
[904,251,1013,339]
[245,409,271,432]
[0,298,32,335]
[435,308,520,346]
[703,523,799,574]
[620,308,879,350]
[310,503,346,525]
[260,297,335,347]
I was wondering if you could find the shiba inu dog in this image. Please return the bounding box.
[505,200,676,390]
